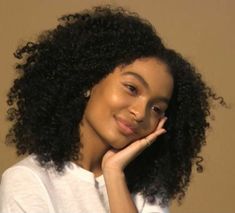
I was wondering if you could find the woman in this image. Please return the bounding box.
[0,5,224,213]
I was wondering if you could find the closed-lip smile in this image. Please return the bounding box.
[115,116,137,136]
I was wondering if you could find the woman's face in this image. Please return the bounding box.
[81,57,174,149]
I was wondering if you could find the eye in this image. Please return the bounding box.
[124,84,138,95]
[151,105,164,116]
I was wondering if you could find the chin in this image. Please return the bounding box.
[109,136,137,150]
[111,143,128,150]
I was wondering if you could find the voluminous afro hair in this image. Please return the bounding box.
[6,5,225,206]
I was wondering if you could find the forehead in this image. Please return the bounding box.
[117,57,174,98]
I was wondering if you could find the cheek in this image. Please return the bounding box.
[86,87,129,123]
[140,118,159,138]
[104,88,130,111]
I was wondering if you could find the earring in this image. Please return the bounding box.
[84,90,91,98]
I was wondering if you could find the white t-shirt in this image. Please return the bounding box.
[0,155,169,213]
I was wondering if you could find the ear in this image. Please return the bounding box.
[84,90,91,98]
[89,83,99,96]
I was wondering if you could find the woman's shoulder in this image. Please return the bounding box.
[2,155,44,178]
[0,154,55,195]
[132,193,170,213]
[0,155,56,213]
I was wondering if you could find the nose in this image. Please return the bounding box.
[129,99,147,122]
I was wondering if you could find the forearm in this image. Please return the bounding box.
[103,170,138,213]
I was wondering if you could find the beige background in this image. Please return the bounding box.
[0,0,234,212]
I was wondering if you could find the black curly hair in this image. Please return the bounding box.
[6,5,225,206]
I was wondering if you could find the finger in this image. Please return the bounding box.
[156,116,168,130]
[141,116,168,147]
[147,116,167,138]
[142,128,166,147]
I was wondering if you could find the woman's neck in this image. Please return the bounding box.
[75,120,110,177]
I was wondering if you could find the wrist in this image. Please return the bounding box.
[103,168,125,179]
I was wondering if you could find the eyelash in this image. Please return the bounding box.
[151,105,163,115]
[124,84,138,95]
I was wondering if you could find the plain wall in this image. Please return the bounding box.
[0,1,234,212]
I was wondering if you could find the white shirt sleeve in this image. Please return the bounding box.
[0,166,55,213]
[134,193,169,213]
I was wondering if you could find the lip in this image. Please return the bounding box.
[115,116,137,136]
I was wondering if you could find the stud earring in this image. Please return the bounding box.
[84,90,91,98]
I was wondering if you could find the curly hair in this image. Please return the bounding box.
[6,5,225,206]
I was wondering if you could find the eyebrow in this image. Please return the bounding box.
[121,71,170,104]
[121,71,149,89]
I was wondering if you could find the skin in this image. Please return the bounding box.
[77,57,174,212]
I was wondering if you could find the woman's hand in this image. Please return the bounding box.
[102,116,168,213]
[102,116,167,173]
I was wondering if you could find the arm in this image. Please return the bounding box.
[103,169,138,213]
[102,117,167,213]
